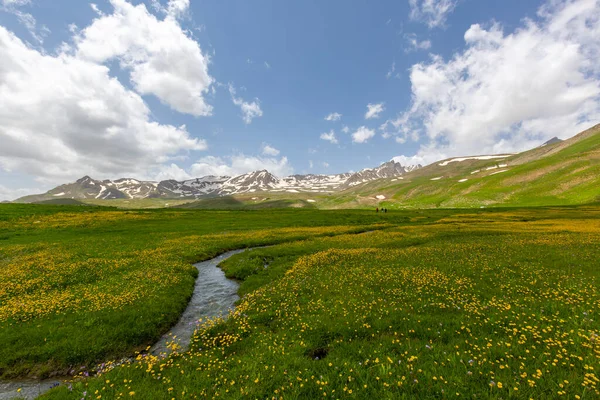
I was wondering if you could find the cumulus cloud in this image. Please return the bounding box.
[0,26,206,184]
[384,0,600,164]
[75,0,213,116]
[365,103,385,119]
[404,33,432,52]
[409,0,458,29]
[228,84,263,124]
[189,154,293,177]
[391,149,443,168]
[154,163,193,181]
[149,0,189,19]
[341,126,350,134]
[166,0,189,18]
[261,143,280,156]
[320,130,339,144]
[325,112,342,121]
[352,126,376,143]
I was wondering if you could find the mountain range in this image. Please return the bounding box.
[13,123,600,208]
[16,161,420,203]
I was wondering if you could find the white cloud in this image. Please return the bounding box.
[166,0,189,18]
[409,0,458,29]
[154,163,192,181]
[325,112,342,121]
[261,143,280,156]
[264,61,271,69]
[309,160,314,169]
[1,0,47,44]
[2,0,32,5]
[0,26,206,184]
[385,0,600,165]
[320,130,338,144]
[149,0,162,12]
[90,3,102,15]
[148,0,190,19]
[365,103,385,119]
[404,33,432,52]
[391,154,429,167]
[341,126,350,134]
[0,184,41,202]
[189,154,293,177]
[228,84,263,124]
[352,126,376,143]
[75,0,213,116]
[322,162,329,168]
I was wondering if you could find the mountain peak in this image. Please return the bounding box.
[343,160,419,187]
[76,175,93,184]
[542,137,563,146]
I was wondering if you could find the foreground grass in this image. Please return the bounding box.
[0,204,395,379]
[30,205,600,399]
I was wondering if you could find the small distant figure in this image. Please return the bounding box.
[376,207,379,213]
[384,208,388,213]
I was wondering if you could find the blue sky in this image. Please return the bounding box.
[1,0,599,200]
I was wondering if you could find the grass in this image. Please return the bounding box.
[82,198,196,209]
[1,204,598,399]
[325,125,600,209]
[0,204,395,379]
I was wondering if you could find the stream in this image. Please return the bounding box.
[0,248,251,400]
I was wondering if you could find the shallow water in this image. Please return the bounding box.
[0,379,62,400]
[0,248,249,399]
[150,249,245,356]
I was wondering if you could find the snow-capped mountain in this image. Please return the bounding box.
[110,178,158,199]
[221,170,281,194]
[157,176,230,198]
[16,160,419,202]
[278,173,352,192]
[345,161,421,186]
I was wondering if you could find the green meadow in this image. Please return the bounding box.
[0,204,598,399]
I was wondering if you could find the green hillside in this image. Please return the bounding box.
[327,124,600,209]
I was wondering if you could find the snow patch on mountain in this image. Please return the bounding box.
[438,155,512,166]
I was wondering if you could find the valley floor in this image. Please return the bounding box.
[0,204,598,399]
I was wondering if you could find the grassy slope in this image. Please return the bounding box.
[174,194,321,210]
[82,198,195,209]
[326,124,600,209]
[0,204,396,379]
[41,205,600,399]
[82,193,328,210]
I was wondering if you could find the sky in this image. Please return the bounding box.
[1,0,599,200]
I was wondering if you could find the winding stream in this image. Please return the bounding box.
[0,248,251,400]
[149,249,245,356]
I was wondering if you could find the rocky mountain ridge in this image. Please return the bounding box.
[16,160,421,202]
